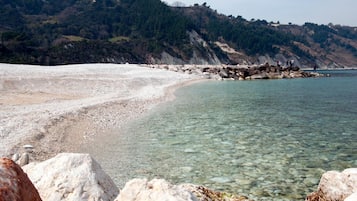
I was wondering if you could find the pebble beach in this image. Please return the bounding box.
[0,63,200,160]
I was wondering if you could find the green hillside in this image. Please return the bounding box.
[1,0,356,67]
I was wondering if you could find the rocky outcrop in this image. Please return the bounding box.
[23,153,119,201]
[152,31,223,65]
[147,64,325,80]
[305,168,357,201]
[114,178,252,201]
[0,157,42,201]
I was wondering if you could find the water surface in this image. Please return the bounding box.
[81,70,357,201]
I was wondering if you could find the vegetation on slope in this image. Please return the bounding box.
[0,0,356,66]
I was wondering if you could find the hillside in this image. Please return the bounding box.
[1,0,357,68]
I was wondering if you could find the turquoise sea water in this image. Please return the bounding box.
[81,70,357,201]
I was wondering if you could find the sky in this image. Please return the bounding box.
[162,0,357,26]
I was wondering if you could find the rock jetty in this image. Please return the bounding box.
[146,64,325,80]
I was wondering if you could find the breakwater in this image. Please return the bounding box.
[146,64,325,80]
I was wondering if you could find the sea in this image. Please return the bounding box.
[80,70,357,201]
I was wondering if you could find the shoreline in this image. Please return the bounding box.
[0,63,202,161]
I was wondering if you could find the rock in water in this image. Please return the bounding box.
[181,184,253,201]
[0,157,42,201]
[115,178,194,201]
[306,168,357,201]
[115,178,253,201]
[23,153,119,201]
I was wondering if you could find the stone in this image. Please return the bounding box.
[209,176,233,183]
[23,153,119,201]
[344,192,357,201]
[0,157,42,201]
[114,178,194,201]
[12,153,20,162]
[115,178,253,201]
[181,184,253,201]
[305,168,357,201]
[18,152,30,166]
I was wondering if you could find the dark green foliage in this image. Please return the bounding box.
[305,23,332,45]
[0,0,356,65]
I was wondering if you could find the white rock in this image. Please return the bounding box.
[23,144,34,149]
[115,178,251,201]
[345,192,357,201]
[114,178,195,201]
[18,152,30,166]
[306,168,357,201]
[23,153,119,201]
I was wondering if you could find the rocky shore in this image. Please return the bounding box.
[1,153,356,201]
[1,153,253,201]
[0,63,351,201]
[146,64,326,80]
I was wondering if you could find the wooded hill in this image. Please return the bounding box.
[1,0,357,68]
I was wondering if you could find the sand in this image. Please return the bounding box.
[0,63,201,160]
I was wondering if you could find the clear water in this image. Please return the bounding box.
[81,70,357,201]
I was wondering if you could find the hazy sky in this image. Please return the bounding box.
[162,0,357,26]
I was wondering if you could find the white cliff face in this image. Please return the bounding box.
[23,153,119,201]
[306,168,357,201]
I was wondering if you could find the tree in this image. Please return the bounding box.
[171,1,185,7]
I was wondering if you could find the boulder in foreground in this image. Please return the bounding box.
[23,153,119,201]
[306,168,357,201]
[0,157,42,201]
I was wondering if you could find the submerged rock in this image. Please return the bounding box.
[181,183,253,201]
[23,153,119,201]
[0,157,42,201]
[305,168,357,201]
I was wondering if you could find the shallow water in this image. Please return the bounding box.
[81,70,357,201]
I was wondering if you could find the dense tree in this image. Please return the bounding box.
[0,0,356,65]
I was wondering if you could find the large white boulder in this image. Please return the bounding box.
[23,153,119,201]
[306,168,357,201]
[345,192,357,201]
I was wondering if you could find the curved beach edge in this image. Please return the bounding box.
[0,63,203,160]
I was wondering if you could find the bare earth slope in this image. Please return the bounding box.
[0,63,199,160]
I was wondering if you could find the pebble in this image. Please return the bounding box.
[183,148,196,153]
[180,166,193,173]
[209,176,232,183]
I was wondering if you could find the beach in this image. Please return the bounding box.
[0,63,200,160]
